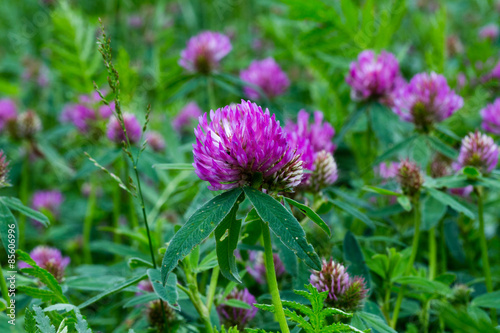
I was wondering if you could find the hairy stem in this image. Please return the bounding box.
[475,187,496,322]
[392,196,421,329]
[429,226,437,280]
[206,266,219,313]
[261,222,290,333]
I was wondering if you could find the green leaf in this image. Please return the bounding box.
[0,201,17,253]
[343,232,371,289]
[33,305,56,333]
[17,250,68,303]
[356,312,396,333]
[372,134,419,167]
[152,163,195,170]
[148,269,179,310]
[394,276,452,296]
[78,273,147,309]
[426,188,475,219]
[421,195,447,230]
[328,198,375,229]
[215,203,242,283]
[471,291,500,309]
[128,257,154,269]
[284,197,331,236]
[17,286,57,302]
[221,299,252,310]
[362,185,402,197]
[75,312,92,333]
[243,187,321,270]
[25,308,37,333]
[424,175,472,189]
[444,219,466,262]
[462,166,481,179]
[1,197,50,227]
[161,188,244,283]
[427,135,458,159]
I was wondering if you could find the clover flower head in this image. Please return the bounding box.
[0,151,10,188]
[392,72,463,132]
[193,100,304,191]
[480,98,500,135]
[308,150,338,192]
[32,190,64,217]
[397,159,424,197]
[346,50,401,101]
[0,98,17,131]
[375,161,400,180]
[61,92,114,133]
[479,24,499,41]
[179,31,232,74]
[246,250,285,284]
[173,102,202,132]
[19,246,70,282]
[17,111,42,139]
[107,113,142,145]
[146,131,166,152]
[240,57,290,100]
[309,259,368,312]
[454,131,498,175]
[217,288,257,330]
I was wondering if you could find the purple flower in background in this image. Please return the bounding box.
[0,98,17,131]
[146,131,166,152]
[454,131,499,175]
[19,246,70,282]
[32,190,64,217]
[392,72,463,132]
[479,24,499,41]
[107,113,142,145]
[193,100,303,191]
[179,31,232,74]
[137,279,154,295]
[375,162,399,180]
[346,50,401,101]
[128,15,144,28]
[173,102,202,132]
[240,57,290,100]
[246,251,285,284]
[217,288,257,330]
[0,151,10,188]
[480,99,500,135]
[61,92,114,133]
[492,61,500,80]
[310,259,368,312]
[285,110,335,170]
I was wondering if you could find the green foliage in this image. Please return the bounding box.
[243,187,321,270]
[33,305,56,333]
[17,249,68,304]
[283,196,331,237]
[160,188,244,283]
[48,0,101,93]
[216,325,242,333]
[254,285,370,333]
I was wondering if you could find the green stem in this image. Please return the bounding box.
[366,106,373,164]
[184,262,214,333]
[422,299,430,333]
[0,267,10,305]
[475,187,496,322]
[392,196,421,329]
[261,222,290,333]
[123,155,138,229]
[429,226,437,280]
[112,160,122,245]
[18,156,29,250]
[438,218,447,275]
[206,266,219,313]
[382,283,392,324]
[83,179,97,264]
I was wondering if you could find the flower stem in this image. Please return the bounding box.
[475,187,496,322]
[366,106,373,164]
[261,222,290,333]
[83,178,97,264]
[392,196,421,329]
[18,156,29,250]
[206,266,219,313]
[0,266,10,305]
[207,77,216,111]
[184,261,214,333]
[428,226,437,280]
[438,218,447,275]
[123,155,138,229]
